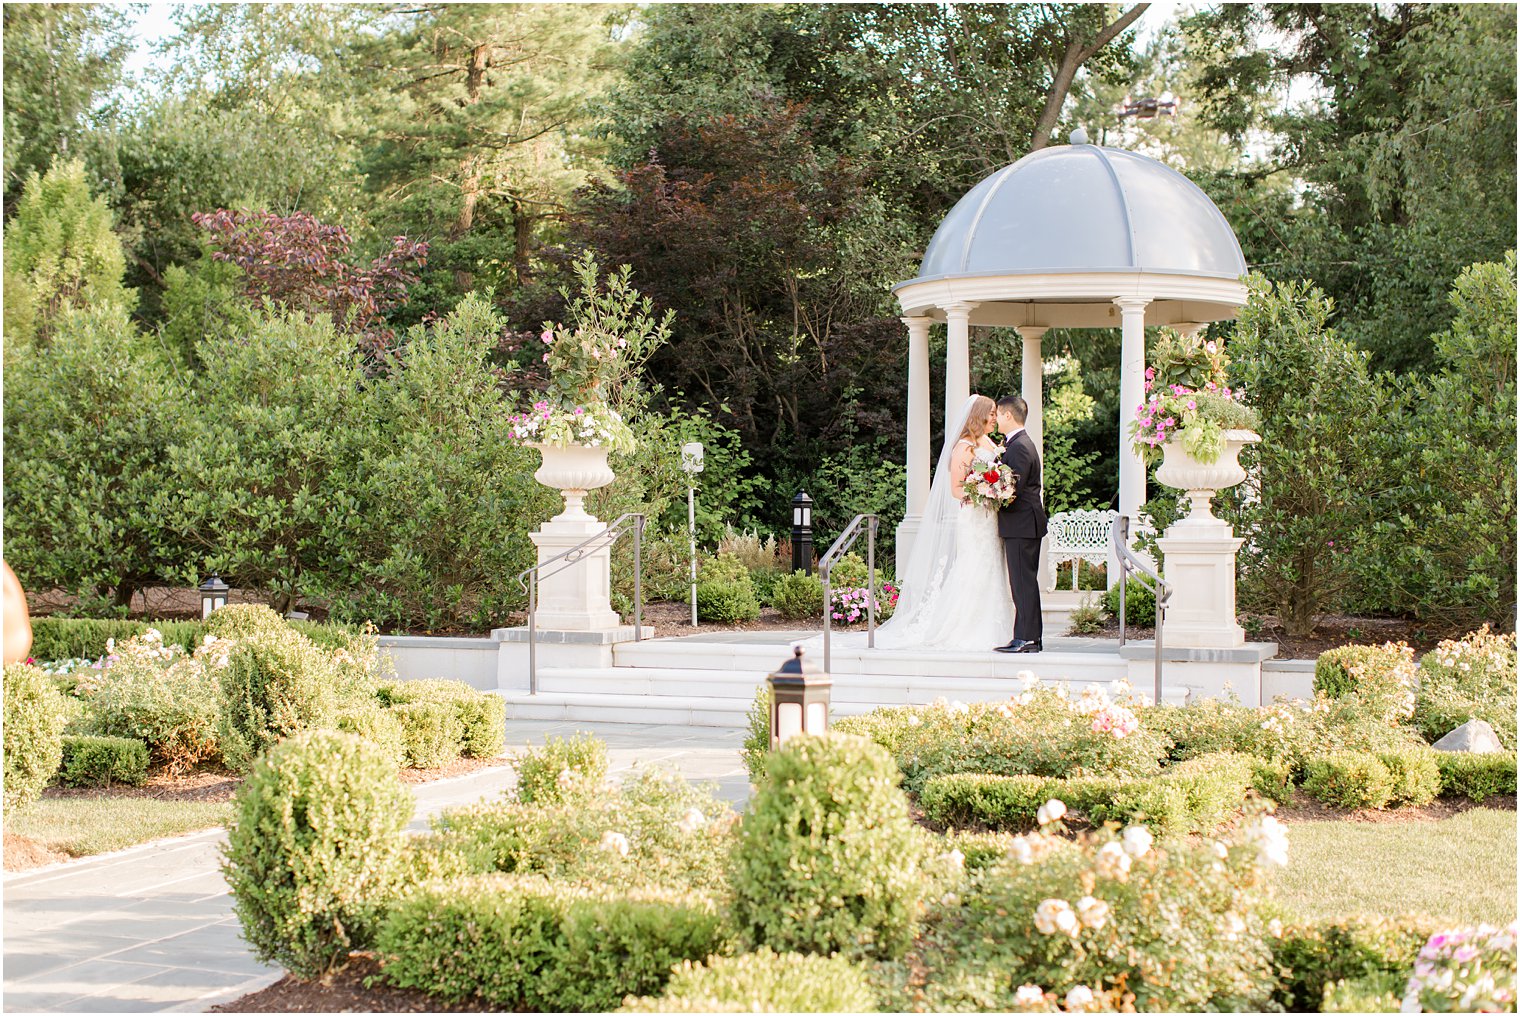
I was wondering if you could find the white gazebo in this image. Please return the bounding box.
[893,129,1249,574]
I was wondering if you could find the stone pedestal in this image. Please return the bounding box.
[1157,520,1247,648]
[529,516,621,631]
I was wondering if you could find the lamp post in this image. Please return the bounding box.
[768,646,831,750]
[790,491,814,576]
[681,442,705,628]
[199,573,229,618]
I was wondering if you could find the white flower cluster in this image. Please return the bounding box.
[1241,813,1289,870]
[509,399,636,453]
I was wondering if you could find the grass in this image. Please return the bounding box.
[1272,807,1517,926]
[7,798,229,858]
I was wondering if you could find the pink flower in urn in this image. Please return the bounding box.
[1145,367,1155,379]
[1186,400,1196,410]
[1205,340,1218,353]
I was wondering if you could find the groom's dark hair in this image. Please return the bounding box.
[997,395,1027,424]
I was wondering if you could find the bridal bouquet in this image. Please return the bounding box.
[961,447,1016,508]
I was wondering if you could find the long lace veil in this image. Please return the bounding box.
[878,394,979,643]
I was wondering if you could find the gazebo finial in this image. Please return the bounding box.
[1069,126,1090,145]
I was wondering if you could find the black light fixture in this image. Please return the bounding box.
[790,490,814,576]
[199,573,229,618]
[768,646,831,750]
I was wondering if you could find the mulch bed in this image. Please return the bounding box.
[212,953,483,1013]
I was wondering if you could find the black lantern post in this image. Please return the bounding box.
[199,573,229,618]
[768,646,831,750]
[790,490,814,576]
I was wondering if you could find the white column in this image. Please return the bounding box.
[897,316,933,563]
[1016,326,1047,457]
[943,302,975,441]
[1113,297,1151,586]
[1017,326,1053,591]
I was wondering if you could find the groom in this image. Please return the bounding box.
[993,395,1047,654]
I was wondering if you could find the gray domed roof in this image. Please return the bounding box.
[911,143,1246,283]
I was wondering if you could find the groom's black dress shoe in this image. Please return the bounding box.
[994,639,1030,654]
[1012,640,1044,654]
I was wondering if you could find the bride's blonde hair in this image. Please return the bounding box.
[958,395,995,443]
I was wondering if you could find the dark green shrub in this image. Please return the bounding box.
[1434,751,1518,802]
[1103,578,1156,627]
[1302,751,1395,809]
[377,679,504,758]
[215,611,350,771]
[770,571,824,620]
[222,730,413,978]
[335,707,406,768]
[1251,758,1295,803]
[695,580,761,624]
[740,684,770,782]
[59,734,149,787]
[622,948,878,1012]
[3,663,68,811]
[513,732,608,804]
[730,733,924,960]
[391,701,464,769]
[1375,747,1441,806]
[375,875,726,1011]
[1269,915,1442,1012]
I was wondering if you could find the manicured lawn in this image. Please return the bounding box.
[1272,807,1517,926]
[7,798,229,858]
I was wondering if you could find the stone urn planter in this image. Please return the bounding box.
[1154,429,1260,527]
[529,442,615,521]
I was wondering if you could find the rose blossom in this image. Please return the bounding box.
[1065,985,1096,1010]
[1037,799,1066,825]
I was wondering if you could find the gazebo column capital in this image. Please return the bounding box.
[1112,295,1152,313]
[943,301,978,320]
[1014,325,1049,340]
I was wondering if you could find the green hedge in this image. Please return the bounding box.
[376,679,504,759]
[621,948,878,1013]
[58,734,149,787]
[28,616,364,662]
[376,875,727,1012]
[1434,750,1518,802]
[3,663,68,811]
[919,752,1257,834]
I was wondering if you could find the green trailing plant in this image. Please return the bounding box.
[730,733,924,961]
[3,662,68,812]
[621,948,879,1013]
[58,734,149,787]
[222,730,413,978]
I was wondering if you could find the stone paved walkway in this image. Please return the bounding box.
[3,720,748,1013]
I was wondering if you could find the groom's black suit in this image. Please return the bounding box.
[998,429,1048,644]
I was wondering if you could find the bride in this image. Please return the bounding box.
[873,394,1015,650]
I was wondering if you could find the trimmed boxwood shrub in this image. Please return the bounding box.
[222,729,413,978]
[377,679,504,759]
[375,875,727,1011]
[59,734,149,787]
[390,701,463,769]
[1375,746,1441,807]
[621,948,878,1013]
[730,733,924,961]
[770,570,824,620]
[336,707,407,768]
[28,616,366,663]
[3,662,68,811]
[513,732,608,805]
[1302,751,1395,809]
[695,581,761,624]
[1269,914,1442,1012]
[919,752,1257,834]
[1103,577,1156,627]
[1434,751,1518,802]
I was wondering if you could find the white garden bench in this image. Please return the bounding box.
[1046,509,1117,591]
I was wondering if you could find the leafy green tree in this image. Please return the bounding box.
[3,159,135,345]
[3,305,190,608]
[1223,274,1407,637]
[1182,4,1516,373]
[1,4,131,211]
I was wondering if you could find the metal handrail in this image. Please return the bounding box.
[819,513,879,673]
[516,512,645,694]
[1112,514,1171,706]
